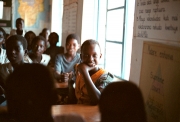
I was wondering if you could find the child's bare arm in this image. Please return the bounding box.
[54,71,70,82]
[78,63,100,105]
[54,71,61,81]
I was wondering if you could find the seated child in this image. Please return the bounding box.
[39,28,50,48]
[74,39,114,105]
[54,34,81,83]
[0,27,7,65]
[24,31,36,53]
[45,32,64,67]
[0,35,28,88]
[54,34,81,104]
[3,63,58,122]
[25,36,50,66]
[9,18,26,37]
[99,81,147,122]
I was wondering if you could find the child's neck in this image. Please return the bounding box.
[11,61,24,69]
[89,67,100,76]
[50,44,56,48]
[30,54,42,63]
[65,53,76,62]
[16,29,23,35]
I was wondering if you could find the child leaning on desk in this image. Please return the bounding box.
[54,34,81,104]
[54,34,81,83]
[73,39,114,105]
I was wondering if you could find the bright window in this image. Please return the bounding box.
[97,0,135,80]
[106,9,124,42]
[105,0,126,77]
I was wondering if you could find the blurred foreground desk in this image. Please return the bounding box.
[52,104,100,122]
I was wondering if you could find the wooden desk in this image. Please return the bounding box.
[52,105,100,122]
[0,105,100,122]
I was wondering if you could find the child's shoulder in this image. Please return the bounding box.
[99,69,114,81]
[41,54,51,66]
[95,69,114,86]
[56,53,64,59]
[0,63,13,80]
[0,63,12,70]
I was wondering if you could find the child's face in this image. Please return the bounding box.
[26,33,35,47]
[66,39,79,55]
[6,40,26,65]
[81,44,102,67]
[43,30,50,40]
[32,40,46,57]
[16,20,24,30]
[0,31,4,45]
[49,34,58,46]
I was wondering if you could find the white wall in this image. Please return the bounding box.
[80,0,98,44]
[51,0,63,46]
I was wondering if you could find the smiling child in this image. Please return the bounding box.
[25,36,50,66]
[75,39,114,105]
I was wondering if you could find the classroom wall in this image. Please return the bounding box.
[129,0,180,85]
[61,0,97,47]
[130,1,180,121]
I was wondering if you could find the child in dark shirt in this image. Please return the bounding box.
[45,32,64,67]
[0,35,28,86]
[4,64,58,122]
[24,31,36,53]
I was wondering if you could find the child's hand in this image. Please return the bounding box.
[60,73,70,82]
[77,63,96,73]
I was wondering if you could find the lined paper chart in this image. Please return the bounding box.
[134,0,180,41]
[62,2,77,34]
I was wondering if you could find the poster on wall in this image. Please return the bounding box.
[62,2,77,34]
[12,0,51,32]
[139,41,180,122]
[134,0,180,41]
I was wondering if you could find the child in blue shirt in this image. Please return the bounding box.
[54,34,81,82]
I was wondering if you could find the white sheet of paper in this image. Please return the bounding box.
[2,7,11,20]
[0,1,3,19]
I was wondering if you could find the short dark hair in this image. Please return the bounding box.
[41,28,49,33]
[0,27,6,39]
[16,18,24,23]
[31,36,47,48]
[24,31,36,39]
[6,63,58,121]
[49,32,59,42]
[99,81,147,122]
[81,39,101,53]
[66,34,80,45]
[6,35,27,49]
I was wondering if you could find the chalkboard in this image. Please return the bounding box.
[139,41,180,122]
[134,0,180,41]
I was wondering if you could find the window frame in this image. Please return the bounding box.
[104,0,126,78]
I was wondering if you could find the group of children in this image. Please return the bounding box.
[0,24,114,106]
[0,18,147,121]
